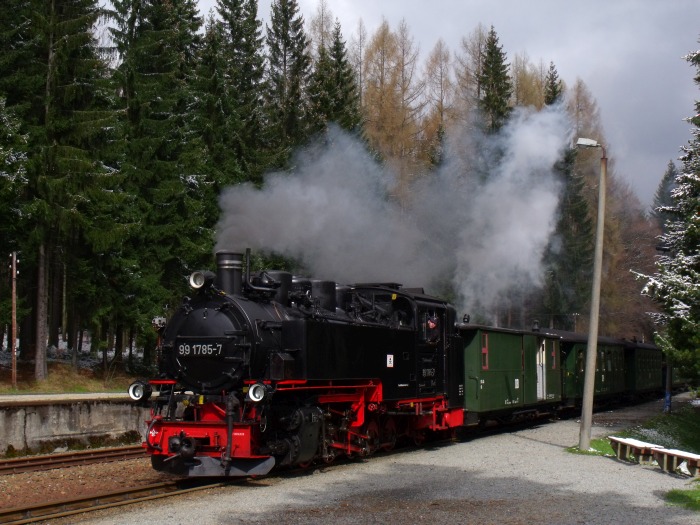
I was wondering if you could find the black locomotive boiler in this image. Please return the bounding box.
[131,251,465,477]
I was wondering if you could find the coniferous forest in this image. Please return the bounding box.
[0,0,698,381]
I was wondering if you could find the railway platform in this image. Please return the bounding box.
[0,392,130,406]
[0,392,148,456]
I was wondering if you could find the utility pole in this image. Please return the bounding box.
[11,252,18,389]
[575,138,607,451]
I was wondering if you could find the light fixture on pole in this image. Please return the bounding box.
[575,137,606,451]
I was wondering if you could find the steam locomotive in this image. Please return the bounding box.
[128,251,667,477]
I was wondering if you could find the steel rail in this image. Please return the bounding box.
[0,445,145,476]
[0,480,228,524]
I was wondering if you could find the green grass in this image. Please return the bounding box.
[593,401,700,513]
[0,362,137,395]
[618,404,700,453]
[666,484,700,511]
[567,437,615,456]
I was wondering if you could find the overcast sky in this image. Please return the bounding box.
[197,0,699,208]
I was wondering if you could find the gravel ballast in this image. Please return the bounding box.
[70,398,698,525]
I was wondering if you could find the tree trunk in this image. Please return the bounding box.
[19,310,34,361]
[48,251,62,349]
[70,312,79,370]
[128,327,135,366]
[35,243,48,381]
[35,0,56,382]
[76,328,84,362]
[143,343,152,366]
[113,324,124,365]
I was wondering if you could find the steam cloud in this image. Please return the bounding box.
[216,104,572,318]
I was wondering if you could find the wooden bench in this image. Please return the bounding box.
[653,448,700,477]
[608,436,663,464]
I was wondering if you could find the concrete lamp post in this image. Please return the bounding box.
[576,137,607,451]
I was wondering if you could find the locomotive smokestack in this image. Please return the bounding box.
[216,251,243,295]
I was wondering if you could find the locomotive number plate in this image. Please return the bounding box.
[177,342,223,356]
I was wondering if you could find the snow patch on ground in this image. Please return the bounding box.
[0,334,144,371]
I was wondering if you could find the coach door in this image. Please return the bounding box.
[536,339,546,401]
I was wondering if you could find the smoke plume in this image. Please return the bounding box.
[216,104,572,318]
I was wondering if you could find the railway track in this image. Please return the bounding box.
[0,445,146,476]
[0,479,229,524]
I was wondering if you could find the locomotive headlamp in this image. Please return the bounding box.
[247,383,268,403]
[189,270,216,290]
[128,380,153,402]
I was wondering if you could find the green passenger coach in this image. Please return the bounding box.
[556,330,627,407]
[459,325,562,425]
[625,341,663,395]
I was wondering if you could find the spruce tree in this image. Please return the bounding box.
[216,0,267,182]
[0,0,47,364]
[43,0,124,356]
[0,98,27,257]
[650,160,678,233]
[328,22,362,133]
[427,124,446,170]
[0,98,28,345]
[191,16,244,190]
[478,26,512,133]
[308,21,363,136]
[544,61,563,106]
[541,148,594,329]
[537,61,594,330]
[642,47,700,379]
[308,44,335,135]
[110,0,213,326]
[264,0,312,155]
[1,0,122,377]
[0,0,43,115]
